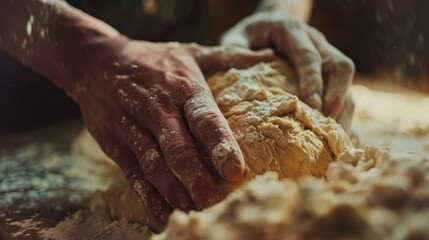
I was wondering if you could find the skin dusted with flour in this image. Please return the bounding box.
[0,0,275,223]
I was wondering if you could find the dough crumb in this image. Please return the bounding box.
[153,147,429,240]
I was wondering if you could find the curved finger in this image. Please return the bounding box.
[184,92,244,181]
[336,90,355,134]
[147,111,225,210]
[96,132,172,223]
[271,19,323,109]
[126,167,173,224]
[119,120,195,212]
[194,45,274,73]
[306,26,355,118]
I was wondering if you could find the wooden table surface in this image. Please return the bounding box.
[0,120,89,240]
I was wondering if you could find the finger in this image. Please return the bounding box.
[119,120,195,211]
[193,45,274,73]
[148,111,225,210]
[97,132,172,222]
[91,128,138,174]
[336,90,355,135]
[126,167,173,223]
[270,20,324,109]
[184,92,244,182]
[306,27,355,118]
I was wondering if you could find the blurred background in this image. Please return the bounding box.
[1,0,428,136]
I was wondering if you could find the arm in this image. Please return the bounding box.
[0,0,274,221]
[256,0,313,22]
[0,0,121,97]
[222,0,355,133]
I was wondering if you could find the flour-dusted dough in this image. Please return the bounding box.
[153,147,429,240]
[209,62,351,191]
[105,62,352,231]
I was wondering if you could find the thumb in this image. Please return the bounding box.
[194,45,275,73]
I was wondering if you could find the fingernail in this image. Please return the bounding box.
[212,141,244,181]
[221,158,243,181]
[310,93,322,109]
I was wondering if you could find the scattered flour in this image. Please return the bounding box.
[10,218,42,238]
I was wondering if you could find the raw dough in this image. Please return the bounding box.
[153,147,429,240]
[209,62,351,191]
[105,62,352,230]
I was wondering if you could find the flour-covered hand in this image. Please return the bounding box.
[73,37,274,221]
[222,12,355,131]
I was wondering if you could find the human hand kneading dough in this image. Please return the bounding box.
[222,0,355,132]
[78,41,274,221]
[0,0,274,222]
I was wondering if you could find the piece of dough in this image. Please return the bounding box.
[209,62,351,191]
[104,62,352,231]
[153,147,429,240]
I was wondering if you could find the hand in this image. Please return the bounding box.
[222,12,355,132]
[71,37,274,221]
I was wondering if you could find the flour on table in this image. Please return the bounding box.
[154,147,429,240]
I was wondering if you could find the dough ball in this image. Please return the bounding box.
[207,62,352,192]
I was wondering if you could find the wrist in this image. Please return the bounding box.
[23,0,129,104]
[67,34,131,104]
[256,0,313,22]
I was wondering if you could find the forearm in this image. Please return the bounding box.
[0,0,124,96]
[256,0,313,22]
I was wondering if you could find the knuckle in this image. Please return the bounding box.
[140,149,163,176]
[334,58,355,77]
[307,26,325,38]
[283,17,301,30]
[271,15,301,30]
[184,92,212,115]
[163,141,196,167]
[174,76,204,95]
[175,76,193,89]
[296,47,321,66]
[302,66,322,81]
[164,141,187,158]
[194,110,221,135]
[189,103,213,120]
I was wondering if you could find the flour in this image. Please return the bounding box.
[351,78,429,156]
[154,147,429,240]
[10,218,42,238]
[39,193,152,240]
[0,130,122,239]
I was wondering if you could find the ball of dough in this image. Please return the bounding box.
[207,62,352,192]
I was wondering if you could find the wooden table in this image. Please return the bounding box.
[0,120,88,240]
